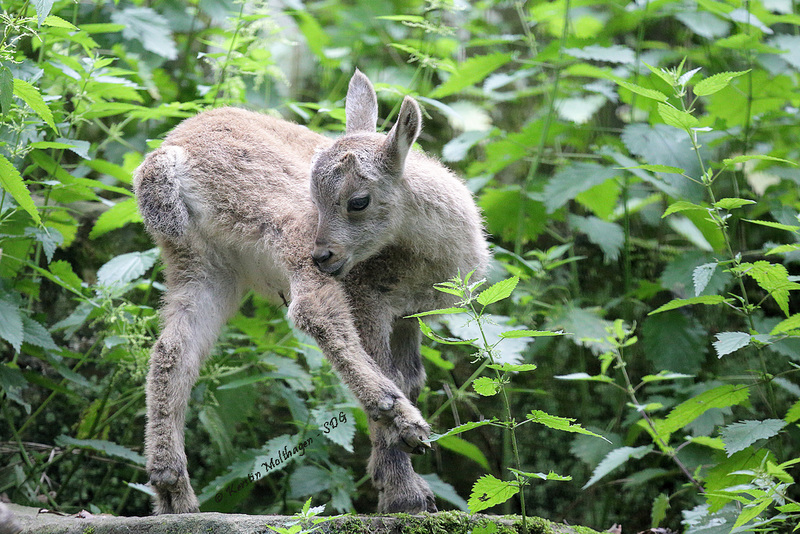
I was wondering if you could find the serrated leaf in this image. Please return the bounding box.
[616,80,669,102]
[0,67,13,116]
[476,276,519,307]
[486,363,537,372]
[499,329,564,339]
[649,295,729,315]
[468,474,519,513]
[583,445,653,489]
[0,154,42,226]
[720,419,785,457]
[96,248,159,288]
[543,162,619,213]
[786,400,800,424]
[427,419,496,442]
[407,307,465,318]
[0,297,24,352]
[42,15,77,29]
[658,103,699,130]
[766,243,800,256]
[658,384,750,435]
[662,200,706,218]
[743,219,800,232]
[22,316,58,351]
[431,53,513,99]
[33,0,55,25]
[652,493,670,528]
[527,410,608,441]
[693,262,718,296]
[110,7,178,60]
[713,331,751,358]
[313,408,355,453]
[713,198,755,210]
[725,154,797,166]
[90,197,142,239]
[417,318,477,345]
[508,468,572,482]
[56,435,145,465]
[733,260,800,317]
[473,376,501,396]
[13,78,57,132]
[49,260,84,293]
[693,70,750,96]
[771,314,800,335]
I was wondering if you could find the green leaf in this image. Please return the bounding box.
[527,410,609,441]
[13,78,57,132]
[640,371,694,383]
[33,0,55,25]
[90,198,142,239]
[427,419,496,443]
[468,474,519,513]
[431,52,514,99]
[724,154,797,166]
[583,446,652,489]
[473,376,502,396]
[743,219,800,232]
[785,400,800,424]
[42,15,78,30]
[567,45,635,64]
[766,243,800,256]
[623,164,686,174]
[508,468,572,482]
[313,408,355,453]
[22,316,58,351]
[771,314,800,335]
[420,345,454,370]
[662,200,706,218]
[0,154,42,226]
[616,80,669,102]
[486,363,537,372]
[554,372,614,383]
[713,332,751,358]
[56,435,145,465]
[720,419,785,457]
[543,162,619,214]
[658,103,699,130]
[713,198,755,210]
[49,260,84,293]
[498,329,565,339]
[658,384,750,435]
[476,276,519,307]
[732,260,800,317]
[110,7,178,60]
[693,262,717,296]
[693,70,750,96]
[96,248,159,288]
[0,297,24,352]
[652,493,670,528]
[569,215,624,262]
[406,307,465,318]
[733,498,772,530]
[420,473,469,512]
[642,311,708,374]
[417,318,477,345]
[0,66,13,116]
[649,295,730,315]
[436,435,489,469]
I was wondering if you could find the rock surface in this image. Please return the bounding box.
[1,503,596,534]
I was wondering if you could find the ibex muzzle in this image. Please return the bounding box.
[133,69,490,515]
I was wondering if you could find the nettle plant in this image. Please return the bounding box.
[412,272,606,533]
[564,63,800,532]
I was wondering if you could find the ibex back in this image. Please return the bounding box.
[134,70,490,514]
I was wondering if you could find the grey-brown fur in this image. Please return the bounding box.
[133,70,490,515]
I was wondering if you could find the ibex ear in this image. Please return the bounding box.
[382,96,422,175]
[345,69,378,135]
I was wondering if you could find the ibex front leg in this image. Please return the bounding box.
[287,273,431,456]
[145,265,239,514]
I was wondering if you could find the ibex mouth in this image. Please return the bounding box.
[316,257,348,278]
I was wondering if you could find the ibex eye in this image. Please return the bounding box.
[347,195,370,212]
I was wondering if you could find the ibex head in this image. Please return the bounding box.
[310,69,422,278]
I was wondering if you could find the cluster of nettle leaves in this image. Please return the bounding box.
[2,0,800,531]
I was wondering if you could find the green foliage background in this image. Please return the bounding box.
[1,0,800,531]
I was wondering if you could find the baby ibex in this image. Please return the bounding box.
[134,70,490,515]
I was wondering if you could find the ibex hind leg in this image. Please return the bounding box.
[145,252,241,514]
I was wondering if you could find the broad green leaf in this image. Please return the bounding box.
[436,435,489,469]
[473,376,501,396]
[732,498,772,530]
[685,436,726,450]
[56,435,145,465]
[0,154,42,226]
[724,154,797,167]
[642,311,708,374]
[499,329,565,339]
[616,80,669,102]
[508,468,572,482]
[527,410,608,441]
[420,345,454,370]
[712,332,751,358]
[786,400,800,424]
[693,70,750,96]
[21,316,58,351]
[312,407,355,453]
[420,473,469,512]
[407,307,465,318]
[13,78,57,132]
[658,384,750,435]
[96,248,159,288]
[766,243,800,256]
[90,197,142,239]
[33,0,55,25]
[0,297,24,352]
[468,474,519,513]
[693,262,717,296]
[583,445,652,489]
[649,295,729,315]
[431,52,513,99]
[658,103,699,130]
[43,15,78,29]
[732,261,800,316]
[543,162,619,213]
[624,164,686,174]
[713,198,755,210]
[476,276,519,307]
[720,419,785,457]
[427,419,496,442]
[49,260,84,293]
[486,363,537,372]
[640,371,694,383]
[771,314,800,335]
[417,318,477,345]
[662,201,706,218]
[743,219,800,232]
[111,7,178,60]
[0,67,12,116]
[569,215,624,262]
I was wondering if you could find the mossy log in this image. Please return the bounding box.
[2,503,600,534]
